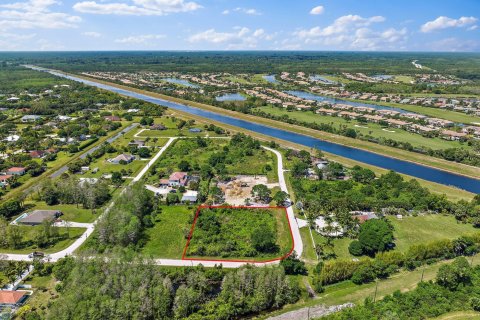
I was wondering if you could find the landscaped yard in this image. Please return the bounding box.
[185,207,293,261]
[141,205,193,259]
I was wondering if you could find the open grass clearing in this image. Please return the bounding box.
[0,226,85,254]
[141,205,193,259]
[314,214,478,261]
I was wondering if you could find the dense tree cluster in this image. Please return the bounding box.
[37,176,110,209]
[43,255,300,320]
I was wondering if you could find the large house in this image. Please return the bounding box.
[0,291,28,308]
[18,210,63,226]
[7,167,26,176]
[21,115,41,122]
[168,172,189,187]
[109,154,135,164]
[0,175,13,187]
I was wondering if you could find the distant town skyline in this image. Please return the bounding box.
[0,0,479,51]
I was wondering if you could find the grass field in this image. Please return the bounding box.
[312,215,478,260]
[254,105,468,150]
[0,226,85,254]
[135,117,227,138]
[141,205,193,259]
[185,207,293,261]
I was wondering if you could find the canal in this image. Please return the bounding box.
[31,67,480,193]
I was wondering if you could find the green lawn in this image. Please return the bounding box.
[0,227,85,254]
[24,201,97,223]
[135,117,226,138]
[254,106,469,151]
[141,205,193,259]
[314,215,478,261]
[389,214,477,252]
[185,207,293,261]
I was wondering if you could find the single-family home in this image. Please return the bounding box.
[128,140,146,148]
[7,167,26,176]
[0,290,28,308]
[109,154,135,164]
[29,150,46,158]
[104,115,121,122]
[168,172,189,187]
[18,210,63,226]
[21,115,41,122]
[441,130,467,141]
[181,190,198,203]
[150,124,166,130]
[0,175,13,187]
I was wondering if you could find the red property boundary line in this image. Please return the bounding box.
[182,205,295,263]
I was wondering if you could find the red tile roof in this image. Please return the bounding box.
[0,291,26,304]
[0,175,13,181]
[8,167,25,172]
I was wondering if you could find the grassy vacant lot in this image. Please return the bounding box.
[185,207,293,261]
[312,215,478,261]
[0,226,85,254]
[254,105,469,151]
[141,205,193,259]
[431,311,480,320]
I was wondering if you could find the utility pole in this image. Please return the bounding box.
[373,279,379,303]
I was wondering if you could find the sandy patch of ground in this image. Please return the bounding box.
[218,175,278,206]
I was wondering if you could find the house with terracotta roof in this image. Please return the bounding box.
[168,172,189,187]
[7,167,26,176]
[29,150,46,158]
[441,130,467,141]
[0,175,13,187]
[0,290,28,307]
[104,115,121,122]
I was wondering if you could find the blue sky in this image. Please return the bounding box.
[0,0,479,51]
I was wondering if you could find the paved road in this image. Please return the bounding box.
[50,123,139,178]
[1,140,304,267]
[262,146,303,258]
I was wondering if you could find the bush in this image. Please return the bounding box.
[351,264,376,284]
[280,253,308,275]
[349,240,363,256]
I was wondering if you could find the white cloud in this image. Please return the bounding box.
[0,0,81,31]
[309,5,324,15]
[82,31,101,38]
[73,0,202,16]
[222,7,261,16]
[295,14,385,38]
[291,14,407,51]
[188,27,273,49]
[420,16,478,33]
[115,34,166,44]
[468,25,478,31]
